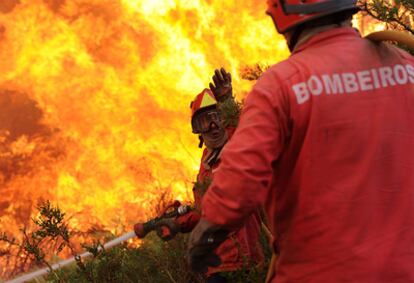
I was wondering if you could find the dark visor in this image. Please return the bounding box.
[192,109,222,134]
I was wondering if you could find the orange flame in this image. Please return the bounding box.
[0,0,287,265]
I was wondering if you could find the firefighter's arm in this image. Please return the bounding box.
[175,210,201,233]
[174,183,204,233]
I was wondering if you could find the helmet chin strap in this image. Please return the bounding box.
[287,25,306,52]
[198,135,204,148]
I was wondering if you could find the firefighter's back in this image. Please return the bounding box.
[267,27,414,283]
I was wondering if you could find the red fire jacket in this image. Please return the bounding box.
[202,27,414,282]
[177,128,264,275]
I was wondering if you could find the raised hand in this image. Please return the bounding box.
[209,67,233,102]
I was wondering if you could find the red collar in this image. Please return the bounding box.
[292,27,361,54]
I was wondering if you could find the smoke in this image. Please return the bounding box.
[43,0,66,13]
[0,90,48,141]
[0,0,20,14]
[0,90,66,218]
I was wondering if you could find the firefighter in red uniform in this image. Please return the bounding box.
[162,69,264,282]
[188,1,414,283]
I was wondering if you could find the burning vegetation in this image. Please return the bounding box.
[0,0,285,278]
[0,0,408,281]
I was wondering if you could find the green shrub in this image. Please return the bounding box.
[3,202,272,283]
[47,233,204,283]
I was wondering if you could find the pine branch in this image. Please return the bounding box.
[359,0,414,34]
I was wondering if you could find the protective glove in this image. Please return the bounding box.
[187,218,229,274]
[209,67,233,102]
[155,218,180,241]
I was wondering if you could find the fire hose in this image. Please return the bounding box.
[5,202,192,283]
[365,30,414,51]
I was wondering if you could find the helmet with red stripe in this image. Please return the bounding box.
[266,0,358,34]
